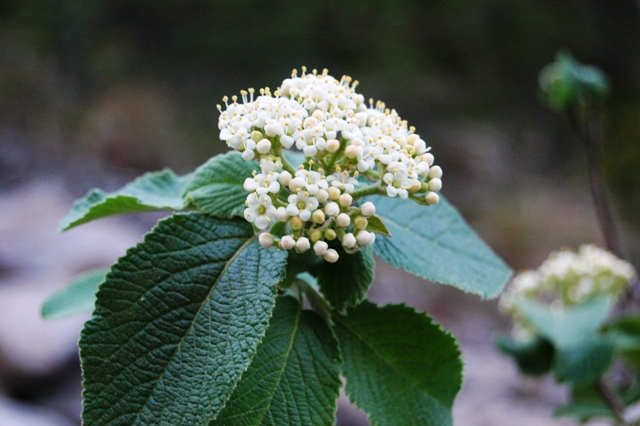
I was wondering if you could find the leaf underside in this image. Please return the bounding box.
[370,194,512,299]
[212,296,341,426]
[335,301,462,426]
[41,268,108,319]
[59,169,191,231]
[80,213,287,426]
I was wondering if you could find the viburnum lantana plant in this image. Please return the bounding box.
[44,68,511,426]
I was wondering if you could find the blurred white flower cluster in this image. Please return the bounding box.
[500,244,637,314]
[217,67,443,262]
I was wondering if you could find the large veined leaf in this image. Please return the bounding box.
[370,195,511,299]
[317,244,375,314]
[41,268,108,319]
[182,151,259,218]
[60,169,191,231]
[80,213,287,425]
[335,301,462,426]
[212,296,341,425]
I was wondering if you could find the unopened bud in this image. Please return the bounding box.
[256,139,271,154]
[251,131,264,142]
[290,216,303,230]
[315,189,329,203]
[310,229,323,242]
[313,241,328,256]
[336,213,350,227]
[354,217,368,230]
[275,207,289,222]
[425,191,440,205]
[312,209,326,224]
[280,235,295,250]
[324,248,339,263]
[339,193,353,207]
[360,201,376,217]
[324,202,340,217]
[278,171,292,186]
[327,187,341,200]
[326,139,340,153]
[259,233,274,248]
[356,231,372,246]
[428,165,443,179]
[342,233,357,249]
[345,145,358,159]
[296,237,310,253]
[428,178,442,192]
[324,228,337,240]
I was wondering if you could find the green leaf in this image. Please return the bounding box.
[365,215,391,236]
[41,268,108,319]
[317,244,375,314]
[212,296,341,426]
[553,338,614,385]
[604,315,640,369]
[335,301,462,426]
[370,194,512,299]
[495,335,555,377]
[60,169,191,231]
[182,151,259,218]
[554,385,614,422]
[515,297,614,349]
[80,213,287,426]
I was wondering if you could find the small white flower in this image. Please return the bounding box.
[244,193,277,229]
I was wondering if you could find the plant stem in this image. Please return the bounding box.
[566,108,621,257]
[596,378,628,424]
[276,146,297,175]
[350,184,385,200]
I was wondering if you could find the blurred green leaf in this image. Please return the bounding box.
[553,338,615,385]
[515,296,614,349]
[495,335,555,377]
[539,51,609,111]
[41,268,108,319]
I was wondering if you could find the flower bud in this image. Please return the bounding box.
[275,207,289,222]
[342,233,357,249]
[356,231,372,246]
[360,201,376,217]
[312,209,326,224]
[428,178,442,192]
[242,150,255,161]
[336,213,350,227]
[310,229,323,242]
[345,145,358,159]
[290,216,303,230]
[324,202,340,217]
[425,191,440,205]
[244,177,259,193]
[250,131,264,142]
[423,153,435,166]
[256,139,272,154]
[314,241,328,256]
[324,248,339,263]
[324,228,337,240]
[326,139,340,153]
[259,233,274,248]
[354,217,368,230]
[296,237,310,253]
[428,165,443,179]
[327,187,341,200]
[279,235,295,250]
[288,177,306,192]
[315,189,329,203]
[339,193,353,207]
[278,170,292,186]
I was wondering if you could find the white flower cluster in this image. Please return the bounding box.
[500,244,637,313]
[217,67,443,262]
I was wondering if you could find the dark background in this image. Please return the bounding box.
[0,1,639,424]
